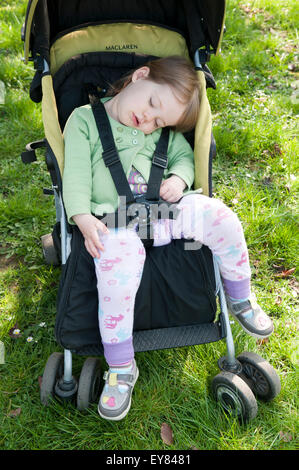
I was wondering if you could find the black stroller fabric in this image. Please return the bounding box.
[55,226,217,355]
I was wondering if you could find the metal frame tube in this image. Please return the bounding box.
[43,59,49,73]
[57,191,73,381]
[194,49,202,69]
[213,256,236,366]
[63,349,73,382]
[60,200,73,382]
[58,194,72,265]
[43,57,74,384]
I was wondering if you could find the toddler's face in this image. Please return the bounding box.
[107,67,186,134]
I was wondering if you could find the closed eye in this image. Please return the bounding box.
[150,97,163,128]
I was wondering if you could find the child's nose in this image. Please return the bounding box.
[143,109,156,123]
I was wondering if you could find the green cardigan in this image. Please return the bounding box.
[63,98,197,224]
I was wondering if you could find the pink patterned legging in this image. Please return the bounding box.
[94,194,251,365]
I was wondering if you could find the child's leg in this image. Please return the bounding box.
[94,226,145,365]
[154,193,251,293]
[173,194,251,297]
[94,226,145,420]
[152,194,273,338]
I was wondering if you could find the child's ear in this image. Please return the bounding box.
[132,66,150,82]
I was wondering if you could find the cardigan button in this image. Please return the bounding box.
[132,139,138,145]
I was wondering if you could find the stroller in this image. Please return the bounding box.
[21,0,280,422]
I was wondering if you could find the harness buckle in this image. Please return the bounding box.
[127,196,153,243]
[153,151,168,169]
[102,147,119,167]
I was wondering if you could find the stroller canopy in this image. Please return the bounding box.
[22,0,226,65]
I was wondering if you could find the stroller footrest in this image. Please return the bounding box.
[69,323,224,357]
[133,322,224,353]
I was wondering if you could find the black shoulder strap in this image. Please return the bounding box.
[145,127,169,201]
[91,100,135,204]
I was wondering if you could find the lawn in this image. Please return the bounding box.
[0,0,298,451]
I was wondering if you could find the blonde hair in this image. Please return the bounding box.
[106,56,201,133]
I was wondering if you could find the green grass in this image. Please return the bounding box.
[0,0,298,450]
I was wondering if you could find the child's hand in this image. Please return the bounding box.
[72,213,109,259]
[159,175,187,203]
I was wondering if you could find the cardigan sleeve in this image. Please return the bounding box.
[62,108,93,224]
[166,131,195,189]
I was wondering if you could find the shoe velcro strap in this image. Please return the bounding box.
[103,371,134,387]
[116,373,134,384]
[232,300,251,314]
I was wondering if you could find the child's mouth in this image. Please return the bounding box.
[132,113,139,127]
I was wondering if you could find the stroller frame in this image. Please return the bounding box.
[37,54,280,421]
[21,1,281,421]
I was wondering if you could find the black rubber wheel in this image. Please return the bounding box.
[77,357,101,411]
[40,352,64,405]
[41,233,60,266]
[237,352,281,401]
[212,371,258,422]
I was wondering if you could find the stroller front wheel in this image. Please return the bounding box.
[212,371,258,422]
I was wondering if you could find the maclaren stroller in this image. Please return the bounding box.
[21,0,280,422]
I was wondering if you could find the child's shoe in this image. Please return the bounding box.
[226,293,274,339]
[98,359,139,421]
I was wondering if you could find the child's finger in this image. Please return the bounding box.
[85,239,100,259]
[160,185,170,197]
[92,233,105,253]
[162,190,180,203]
[160,187,172,199]
[96,220,109,234]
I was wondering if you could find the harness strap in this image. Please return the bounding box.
[91,101,135,204]
[145,127,169,201]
